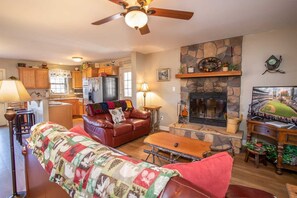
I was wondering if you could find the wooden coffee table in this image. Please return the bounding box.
[144,132,211,164]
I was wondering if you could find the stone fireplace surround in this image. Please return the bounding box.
[169,36,243,153]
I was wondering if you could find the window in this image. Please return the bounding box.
[123,71,132,97]
[50,77,68,94]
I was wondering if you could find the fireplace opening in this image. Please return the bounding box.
[189,92,227,127]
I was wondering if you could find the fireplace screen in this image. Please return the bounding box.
[189,92,227,127]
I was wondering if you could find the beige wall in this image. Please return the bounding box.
[141,49,180,129]
[240,27,297,137]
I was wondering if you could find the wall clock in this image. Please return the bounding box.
[262,55,285,75]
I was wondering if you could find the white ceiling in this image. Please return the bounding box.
[0,0,296,65]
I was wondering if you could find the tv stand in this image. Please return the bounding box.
[247,119,297,175]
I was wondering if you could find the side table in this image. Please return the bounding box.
[143,105,162,133]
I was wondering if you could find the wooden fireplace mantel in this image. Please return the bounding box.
[175,71,242,78]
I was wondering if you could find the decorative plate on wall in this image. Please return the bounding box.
[198,57,222,72]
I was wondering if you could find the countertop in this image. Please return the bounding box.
[49,97,83,101]
[49,101,73,107]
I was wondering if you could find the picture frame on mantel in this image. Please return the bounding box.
[157,68,171,81]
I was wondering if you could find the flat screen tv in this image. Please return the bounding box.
[250,86,297,125]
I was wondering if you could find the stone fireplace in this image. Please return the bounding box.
[189,91,227,127]
[169,36,243,154]
[180,36,243,125]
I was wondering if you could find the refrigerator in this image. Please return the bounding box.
[83,77,118,103]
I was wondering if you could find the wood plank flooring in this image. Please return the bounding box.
[0,119,296,198]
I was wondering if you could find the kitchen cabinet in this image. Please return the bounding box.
[18,68,49,89]
[49,102,73,129]
[98,66,119,76]
[71,71,82,88]
[35,69,50,88]
[53,98,84,116]
[82,67,98,78]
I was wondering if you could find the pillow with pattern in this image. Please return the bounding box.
[109,107,126,124]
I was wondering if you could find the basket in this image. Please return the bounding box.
[226,114,243,134]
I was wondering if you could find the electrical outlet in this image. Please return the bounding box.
[160,116,164,120]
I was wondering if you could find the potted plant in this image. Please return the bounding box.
[228,64,238,71]
[222,62,229,71]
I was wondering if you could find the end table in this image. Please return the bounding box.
[143,105,162,133]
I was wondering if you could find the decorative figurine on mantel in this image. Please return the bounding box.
[262,55,285,75]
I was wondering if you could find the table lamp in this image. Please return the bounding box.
[140,82,149,107]
[0,79,31,198]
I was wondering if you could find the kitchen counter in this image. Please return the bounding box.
[49,101,72,106]
[49,102,73,129]
[49,97,83,101]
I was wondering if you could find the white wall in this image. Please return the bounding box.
[240,27,297,137]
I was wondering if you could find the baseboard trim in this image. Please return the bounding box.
[160,126,169,131]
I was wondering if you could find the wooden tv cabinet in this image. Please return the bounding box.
[247,119,297,174]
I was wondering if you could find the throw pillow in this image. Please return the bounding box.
[109,107,126,124]
[69,125,91,138]
[163,152,233,198]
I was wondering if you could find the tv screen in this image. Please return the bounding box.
[251,86,297,124]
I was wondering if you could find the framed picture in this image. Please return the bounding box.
[157,68,171,81]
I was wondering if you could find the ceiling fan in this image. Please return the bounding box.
[92,0,194,35]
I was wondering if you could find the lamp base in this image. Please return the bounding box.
[9,191,26,198]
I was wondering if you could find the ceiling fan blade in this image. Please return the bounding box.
[109,0,129,7]
[139,24,150,35]
[148,8,193,20]
[92,13,123,25]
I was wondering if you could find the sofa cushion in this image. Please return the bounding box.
[130,109,150,119]
[109,107,126,124]
[125,118,149,131]
[113,123,133,136]
[163,152,233,198]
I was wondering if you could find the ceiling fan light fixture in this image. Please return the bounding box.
[72,57,83,63]
[125,10,148,29]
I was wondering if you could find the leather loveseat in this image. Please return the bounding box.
[83,100,151,147]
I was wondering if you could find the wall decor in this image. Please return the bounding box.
[198,57,222,72]
[157,68,171,81]
[262,55,285,75]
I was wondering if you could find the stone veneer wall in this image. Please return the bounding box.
[180,36,243,119]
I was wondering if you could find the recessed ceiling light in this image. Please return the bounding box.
[72,57,83,63]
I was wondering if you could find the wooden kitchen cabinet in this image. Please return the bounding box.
[82,67,98,78]
[35,69,50,88]
[98,66,119,76]
[18,68,49,89]
[71,71,82,88]
[18,68,36,88]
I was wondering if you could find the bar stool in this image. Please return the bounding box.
[15,109,35,145]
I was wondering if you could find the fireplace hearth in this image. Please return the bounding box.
[189,92,227,127]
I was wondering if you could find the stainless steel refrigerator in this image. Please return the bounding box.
[83,76,118,103]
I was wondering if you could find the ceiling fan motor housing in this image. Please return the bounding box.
[125,6,148,29]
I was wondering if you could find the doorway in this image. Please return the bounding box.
[119,65,133,101]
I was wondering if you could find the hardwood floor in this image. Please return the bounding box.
[0,119,296,198]
[117,136,297,198]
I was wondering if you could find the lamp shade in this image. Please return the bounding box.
[125,10,148,29]
[0,80,31,103]
[140,82,149,92]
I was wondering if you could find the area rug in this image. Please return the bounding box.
[286,183,297,198]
